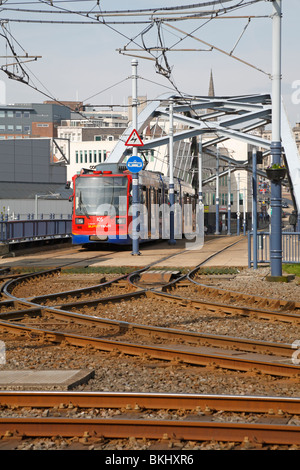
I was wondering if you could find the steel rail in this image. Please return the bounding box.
[0,240,196,302]
[5,277,300,326]
[148,290,300,324]
[185,276,300,312]
[0,416,300,445]
[0,319,299,377]
[0,239,298,377]
[0,301,294,358]
[1,391,300,415]
[0,236,244,305]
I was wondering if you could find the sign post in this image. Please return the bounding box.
[125,135,144,255]
[126,60,144,255]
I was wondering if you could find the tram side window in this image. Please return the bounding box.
[139,186,146,204]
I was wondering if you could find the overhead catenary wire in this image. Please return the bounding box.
[0,0,269,160]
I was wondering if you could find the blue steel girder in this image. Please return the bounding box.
[106,93,299,212]
[106,93,272,165]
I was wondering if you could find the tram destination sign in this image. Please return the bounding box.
[126,155,144,173]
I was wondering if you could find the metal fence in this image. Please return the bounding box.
[0,219,72,244]
[248,231,300,267]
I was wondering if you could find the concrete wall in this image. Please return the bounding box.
[0,139,67,183]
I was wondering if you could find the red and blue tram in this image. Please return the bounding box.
[70,164,195,246]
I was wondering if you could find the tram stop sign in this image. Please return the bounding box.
[126,155,143,173]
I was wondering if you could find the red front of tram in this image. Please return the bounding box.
[71,170,133,245]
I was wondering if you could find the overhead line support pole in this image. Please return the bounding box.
[131,59,140,256]
[270,0,282,276]
[169,98,176,245]
[215,147,220,234]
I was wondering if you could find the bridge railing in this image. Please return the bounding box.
[248,231,300,267]
[0,219,72,244]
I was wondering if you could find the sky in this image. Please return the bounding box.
[0,0,299,126]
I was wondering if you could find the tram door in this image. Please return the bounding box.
[146,187,151,239]
[150,188,159,239]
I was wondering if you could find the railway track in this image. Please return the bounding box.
[0,237,299,449]
[0,392,300,448]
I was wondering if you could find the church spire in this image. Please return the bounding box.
[208,69,215,97]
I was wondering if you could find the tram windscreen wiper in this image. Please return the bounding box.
[78,191,90,219]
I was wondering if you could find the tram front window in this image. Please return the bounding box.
[75,176,128,216]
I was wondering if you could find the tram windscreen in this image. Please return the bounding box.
[75,176,128,216]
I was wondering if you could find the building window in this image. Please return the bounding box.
[7,111,13,118]
[23,111,30,118]
[84,151,87,163]
[0,111,5,118]
[95,136,101,141]
[24,125,30,133]
[15,111,22,118]
[16,126,22,132]
[94,150,97,163]
[0,125,5,130]
[76,151,79,163]
[80,151,83,163]
[7,125,14,131]
[98,150,102,162]
[89,150,92,163]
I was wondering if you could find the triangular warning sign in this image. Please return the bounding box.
[125,129,144,147]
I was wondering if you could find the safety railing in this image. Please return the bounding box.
[0,219,72,244]
[248,231,300,267]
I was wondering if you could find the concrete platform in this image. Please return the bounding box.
[0,235,249,270]
[90,235,248,269]
[0,369,95,390]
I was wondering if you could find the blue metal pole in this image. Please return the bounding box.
[252,149,258,269]
[270,142,283,274]
[270,0,282,276]
[131,59,140,255]
[248,230,252,268]
[243,188,246,236]
[227,163,231,235]
[198,137,203,206]
[237,172,240,236]
[169,98,176,245]
[215,148,220,234]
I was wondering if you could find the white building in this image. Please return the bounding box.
[66,140,117,181]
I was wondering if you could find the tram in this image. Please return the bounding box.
[70,163,196,246]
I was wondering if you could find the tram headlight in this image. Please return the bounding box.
[116,218,126,225]
[75,218,84,224]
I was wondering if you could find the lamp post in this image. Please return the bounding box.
[270,0,283,277]
[35,193,61,219]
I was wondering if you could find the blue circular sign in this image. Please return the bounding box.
[126,156,143,173]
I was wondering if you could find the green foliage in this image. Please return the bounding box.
[282,264,300,276]
[197,267,239,275]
